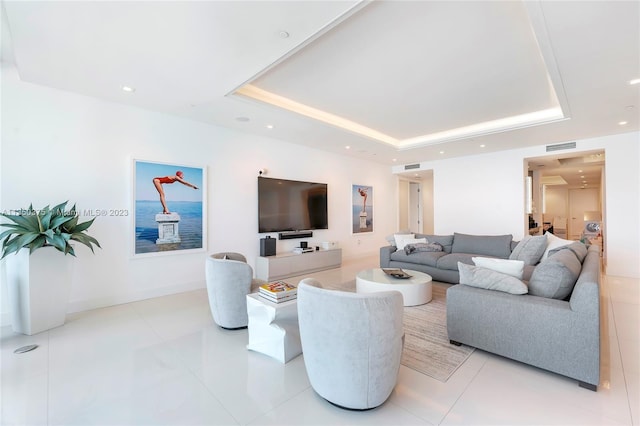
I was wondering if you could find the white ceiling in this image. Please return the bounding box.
[2,0,639,169]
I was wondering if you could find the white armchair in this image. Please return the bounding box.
[205,252,262,329]
[297,282,404,410]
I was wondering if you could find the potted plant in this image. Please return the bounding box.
[1,201,100,335]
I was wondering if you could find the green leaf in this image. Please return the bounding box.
[71,217,96,233]
[51,201,68,217]
[28,236,47,253]
[1,212,39,230]
[47,234,67,252]
[70,233,101,252]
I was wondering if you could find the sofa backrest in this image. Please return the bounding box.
[569,245,601,315]
[450,233,513,258]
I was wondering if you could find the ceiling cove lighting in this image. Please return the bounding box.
[235,85,566,150]
[235,85,398,145]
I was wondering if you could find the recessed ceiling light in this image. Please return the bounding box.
[278,30,290,38]
[439,151,445,154]
[581,175,585,178]
[618,121,628,126]
[345,146,351,150]
[578,169,583,173]
[235,116,250,122]
[266,124,274,129]
[626,105,635,111]
[629,78,640,85]
[392,158,397,162]
[121,85,135,93]
[480,144,486,148]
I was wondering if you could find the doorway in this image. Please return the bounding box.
[569,188,600,240]
[525,150,605,244]
[397,170,434,234]
[408,182,422,234]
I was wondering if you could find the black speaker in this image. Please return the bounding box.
[260,236,276,257]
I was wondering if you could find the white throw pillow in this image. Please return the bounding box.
[458,262,528,295]
[472,257,524,279]
[541,232,573,260]
[394,233,415,250]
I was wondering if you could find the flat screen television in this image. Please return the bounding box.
[258,177,328,233]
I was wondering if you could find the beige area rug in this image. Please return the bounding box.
[324,280,474,382]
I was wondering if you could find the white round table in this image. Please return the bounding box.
[356,268,432,306]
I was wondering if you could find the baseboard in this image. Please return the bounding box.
[0,281,207,329]
[66,280,206,314]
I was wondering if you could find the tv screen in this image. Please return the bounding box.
[258,177,328,233]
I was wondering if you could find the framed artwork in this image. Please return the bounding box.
[132,159,206,257]
[352,184,373,233]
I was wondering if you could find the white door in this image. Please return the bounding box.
[409,182,422,233]
[568,188,600,240]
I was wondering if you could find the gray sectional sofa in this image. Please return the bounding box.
[380,232,601,390]
[447,244,601,391]
[380,232,519,284]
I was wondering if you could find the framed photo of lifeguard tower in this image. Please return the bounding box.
[132,159,207,257]
[352,184,373,234]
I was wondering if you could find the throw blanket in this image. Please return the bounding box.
[404,242,443,255]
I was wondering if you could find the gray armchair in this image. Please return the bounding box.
[205,252,262,329]
[297,282,404,410]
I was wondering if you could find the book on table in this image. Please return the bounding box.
[259,281,297,302]
[258,291,297,304]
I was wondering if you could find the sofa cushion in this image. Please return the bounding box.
[472,257,525,279]
[548,241,588,263]
[541,232,573,260]
[416,234,454,253]
[509,235,547,265]
[437,253,476,271]
[528,249,582,299]
[458,262,528,295]
[390,250,446,267]
[451,233,513,258]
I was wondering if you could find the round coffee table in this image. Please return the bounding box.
[356,268,432,306]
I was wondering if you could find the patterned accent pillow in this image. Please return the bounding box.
[404,242,444,255]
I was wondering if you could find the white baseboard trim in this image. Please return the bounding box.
[66,280,206,315]
[0,281,206,328]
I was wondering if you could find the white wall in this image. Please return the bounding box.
[393,132,640,279]
[0,65,397,324]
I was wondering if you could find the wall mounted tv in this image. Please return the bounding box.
[258,177,328,233]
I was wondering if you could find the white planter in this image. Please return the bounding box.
[6,246,74,335]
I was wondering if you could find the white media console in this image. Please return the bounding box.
[255,248,342,282]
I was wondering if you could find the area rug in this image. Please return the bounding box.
[324,280,475,382]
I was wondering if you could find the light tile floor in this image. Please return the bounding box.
[1,255,638,425]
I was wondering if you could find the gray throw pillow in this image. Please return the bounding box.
[528,249,581,299]
[548,241,588,263]
[458,262,528,295]
[509,235,547,265]
[452,233,513,258]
